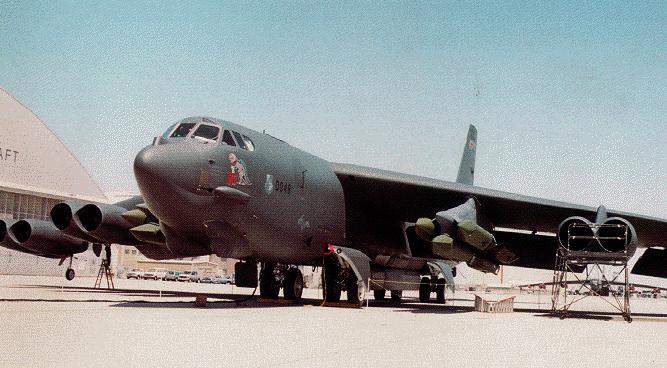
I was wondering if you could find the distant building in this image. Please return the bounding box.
[0,87,108,276]
[115,246,237,277]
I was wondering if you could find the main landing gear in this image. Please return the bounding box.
[59,256,76,281]
[419,276,446,303]
[259,263,304,301]
[372,290,404,302]
[322,256,363,305]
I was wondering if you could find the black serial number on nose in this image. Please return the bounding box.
[275,180,292,194]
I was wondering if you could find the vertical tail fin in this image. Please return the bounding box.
[456,125,477,186]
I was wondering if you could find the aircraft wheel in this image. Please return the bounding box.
[419,277,431,302]
[324,276,341,302]
[346,275,363,304]
[260,263,280,299]
[322,259,341,302]
[390,290,402,302]
[283,268,303,301]
[374,289,386,301]
[65,268,75,281]
[327,284,341,302]
[322,270,341,302]
[435,278,446,303]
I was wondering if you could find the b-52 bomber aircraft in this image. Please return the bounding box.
[1,117,666,305]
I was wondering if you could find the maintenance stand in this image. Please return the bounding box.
[551,222,632,322]
[94,244,115,289]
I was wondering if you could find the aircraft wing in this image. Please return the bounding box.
[332,163,667,271]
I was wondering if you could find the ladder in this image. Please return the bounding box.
[94,260,115,289]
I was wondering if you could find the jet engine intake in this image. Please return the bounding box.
[66,203,143,245]
[8,219,88,256]
[598,217,637,254]
[50,202,100,242]
[0,219,36,254]
[558,216,636,255]
[558,217,595,251]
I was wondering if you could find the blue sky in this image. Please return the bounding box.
[0,1,665,218]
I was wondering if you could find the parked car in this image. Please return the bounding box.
[216,275,234,285]
[177,271,201,283]
[126,268,144,279]
[143,268,169,280]
[200,275,214,283]
[163,271,180,281]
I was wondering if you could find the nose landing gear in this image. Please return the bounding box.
[322,254,365,306]
[259,263,304,301]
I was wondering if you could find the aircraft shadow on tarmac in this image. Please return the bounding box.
[6,284,667,320]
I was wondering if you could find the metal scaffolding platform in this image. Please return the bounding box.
[551,223,632,322]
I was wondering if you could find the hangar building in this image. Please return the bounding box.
[0,87,108,276]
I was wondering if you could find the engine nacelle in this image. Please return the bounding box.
[52,202,142,245]
[50,202,101,243]
[0,219,38,255]
[558,216,637,255]
[598,217,637,254]
[558,216,595,251]
[8,219,88,257]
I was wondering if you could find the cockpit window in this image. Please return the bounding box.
[232,131,247,150]
[192,124,220,141]
[170,123,196,138]
[242,135,255,151]
[162,123,179,139]
[222,130,236,146]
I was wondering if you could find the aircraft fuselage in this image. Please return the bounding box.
[134,117,347,264]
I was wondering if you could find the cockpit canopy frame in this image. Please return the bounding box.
[161,117,255,151]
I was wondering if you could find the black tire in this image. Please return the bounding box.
[260,264,280,299]
[419,277,431,303]
[323,263,341,302]
[374,289,386,301]
[327,283,341,302]
[284,268,304,301]
[435,278,446,303]
[390,290,402,302]
[346,275,361,304]
[65,268,75,281]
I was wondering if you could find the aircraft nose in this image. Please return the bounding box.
[134,145,162,183]
[134,143,207,191]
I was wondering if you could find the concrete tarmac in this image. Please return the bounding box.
[1,275,667,368]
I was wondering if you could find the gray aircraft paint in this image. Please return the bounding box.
[456,125,477,186]
[4,114,667,280]
[134,117,346,264]
[133,117,667,269]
